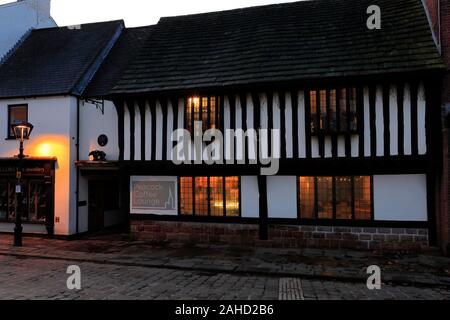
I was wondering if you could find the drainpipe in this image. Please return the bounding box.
[75,97,80,235]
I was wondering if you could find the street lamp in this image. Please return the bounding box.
[11,121,33,247]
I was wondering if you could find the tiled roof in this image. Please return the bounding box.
[111,0,444,95]
[83,25,154,98]
[0,20,124,99]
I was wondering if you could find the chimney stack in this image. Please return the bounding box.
[17,0,52,26]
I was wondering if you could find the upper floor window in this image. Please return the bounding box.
[309,88,358,134]
[8,104,28,139]
[185,96,221,134]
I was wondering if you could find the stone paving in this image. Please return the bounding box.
[0,234,450,300]
[0,255,449,300]
[0,234,449,287]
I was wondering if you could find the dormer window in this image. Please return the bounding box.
[309,88,358,134]
[185,96,221,134]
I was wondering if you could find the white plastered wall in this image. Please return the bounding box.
[0,95,76,235]
[373,174,428,221]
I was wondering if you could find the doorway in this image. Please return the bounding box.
[88,179,122,233]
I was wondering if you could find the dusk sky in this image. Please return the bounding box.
[0,0,300,27]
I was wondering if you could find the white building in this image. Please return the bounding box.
[0,1,131,236]
[0,0,56,62]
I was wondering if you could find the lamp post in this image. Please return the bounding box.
[11,122,33,247]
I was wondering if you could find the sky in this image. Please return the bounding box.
[0,0,300,27]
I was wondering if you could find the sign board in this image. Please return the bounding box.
[130,176,178,215]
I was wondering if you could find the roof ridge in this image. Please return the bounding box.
[31,19,125,32]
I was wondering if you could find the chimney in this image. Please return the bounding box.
[0,0,55,62]
[18,0,52,26]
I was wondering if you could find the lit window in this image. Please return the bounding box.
[8,104,28,138]
[180,177,193,215]
[209,177,224,217]
[186,96,221,134]
[180,176,240,217]
[299,177,315,219]
[195,177,208,216]
[354,176,372,220]
[298,176,372,220]
[335,176,352,220]
[317,177,333,219]
[309,88,358,134]
[225,177,240,217]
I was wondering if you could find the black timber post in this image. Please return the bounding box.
[425,77,443,247]
[258,175,268,240]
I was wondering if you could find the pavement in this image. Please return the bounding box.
[0,232,449,289]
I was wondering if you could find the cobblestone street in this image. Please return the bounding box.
[0,255,449,300]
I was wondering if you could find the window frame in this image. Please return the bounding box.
[0,177,50,224]
[7,104,28,139]
[178,176,241,218]
[308,88,359,135]
[297,176,374,221]
[184,95,221,135]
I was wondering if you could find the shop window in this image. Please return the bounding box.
[180,176,240,217]
[298,176,372,220]
[8,104,28,139]
[185,96,221,134]
[0,178,49,223]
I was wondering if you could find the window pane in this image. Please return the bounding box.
[210,97,217,129]
[310,91,318,132]
[299,177,315,219]
[319,90,327,130]
[225,177,239,217]
[9,105,27,136]
[329,90,337,131]
[355,176,372,220]
[335,177,352,220]
[180,177,193,215]
[317,177,333,219]
[195,177,208,216]
[27,180,47,223]
[186,98,193,133]
[7,182,16,221]
[202,97,209,132]
[209,177,223,217]
[0,180,7,220]
[349,87,358,131]
[339,88,347,131]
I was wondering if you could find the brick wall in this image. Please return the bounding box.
[131,220,429,252]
